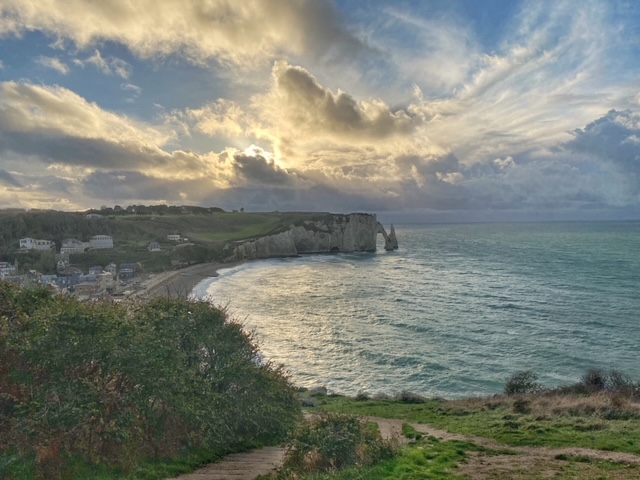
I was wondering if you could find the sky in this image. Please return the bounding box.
[0,0,640,221]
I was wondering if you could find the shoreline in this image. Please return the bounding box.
[132,261,243,301]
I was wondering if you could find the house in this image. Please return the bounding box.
[89,235,113,249]
[19,238,54,251]
[96,272,116,293]
[88,266,104,275]
[74,281,97,298]
[85,213,103,219]
[119,262,142,278]
[105,263,117,275]
[148,241,161,252]
[0,261,15,277]
[61,238,88,254]
[167,234,181,242]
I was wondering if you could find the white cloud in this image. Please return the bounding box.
[0,0,369,68]
[75,50,132,79]
[120,82,141,103]
[35,56,69,74]
[169,99,247,138]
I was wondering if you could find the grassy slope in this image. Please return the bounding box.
[314,395,640,454]
[296,393,640,479]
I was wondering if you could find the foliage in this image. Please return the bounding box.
[575,369,639,395]
[276,412,397,477]
[394,391,426,404]
[0,283,301,479]
[504,371,543,395]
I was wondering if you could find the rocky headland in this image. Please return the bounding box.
[225,213,398,261]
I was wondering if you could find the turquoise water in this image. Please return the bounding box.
[193,222,640,399]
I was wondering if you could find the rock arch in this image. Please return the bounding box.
[376,222,399,251]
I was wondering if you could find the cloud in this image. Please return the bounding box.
[0,81,168,147]
[74,50,132,78]
[35,56,69,74]
[256,61,416,150]
[0,168,21,187]
[231,148,297,186]
[565,109,640,199]
[120,82,141,103]
[567,109,640,168]
[0,81,235,181]
[169,99,246,138]
[0,0,370,68]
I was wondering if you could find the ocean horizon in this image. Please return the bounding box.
[193,221,640,399]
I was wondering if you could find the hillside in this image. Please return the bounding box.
[0,207,338,274]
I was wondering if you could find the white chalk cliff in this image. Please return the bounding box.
[227,213,398,261]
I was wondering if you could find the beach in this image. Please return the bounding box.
[132,261,241,301]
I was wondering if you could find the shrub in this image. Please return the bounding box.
[355,391,370,401]
[581,368,607,393]
[504,371,542,396]
[280,412,397,475]
[0,283,301,479]
[395,391,426,404]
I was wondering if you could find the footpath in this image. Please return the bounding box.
[169,446,285,480]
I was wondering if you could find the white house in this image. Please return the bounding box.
[148,241,161,252]
[61,238,89,254]
[89,235,113,249]
[19,238,54,251]
[0,261,15,277]
[167,234,181,242]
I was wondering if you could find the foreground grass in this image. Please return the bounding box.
[312,393,640,454]
[285,437,483,480]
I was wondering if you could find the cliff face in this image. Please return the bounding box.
[228,213,390,261]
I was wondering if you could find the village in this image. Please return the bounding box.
[0,226,191,301]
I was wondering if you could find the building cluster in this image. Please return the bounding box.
[19,235,114,254]
[2,229,184,300]
[4,234,138,299]
[4,262,144,301]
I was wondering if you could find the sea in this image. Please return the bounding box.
[192,222,640,399]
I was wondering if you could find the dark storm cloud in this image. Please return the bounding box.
[232,152,296,186]
[0,131,170,170]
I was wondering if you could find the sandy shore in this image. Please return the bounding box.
[131,261,242,301]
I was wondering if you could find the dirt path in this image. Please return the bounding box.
[167,416,640,480]
[167,446,285,480]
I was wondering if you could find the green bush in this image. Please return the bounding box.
[504,371,543,395]
[0,283,301,479]
[278,412,397,476]
[395,391,426,404]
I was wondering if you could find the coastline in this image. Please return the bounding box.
[132,261,243,301]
